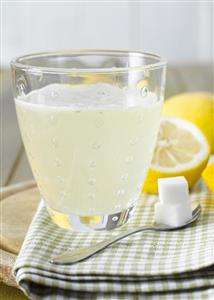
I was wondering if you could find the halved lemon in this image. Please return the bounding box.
[143,117,210,194]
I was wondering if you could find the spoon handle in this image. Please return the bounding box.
[50,226,153,265]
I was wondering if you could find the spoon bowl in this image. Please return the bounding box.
[153,204,201,230]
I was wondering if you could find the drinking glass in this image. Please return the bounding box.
[11,50,166,231]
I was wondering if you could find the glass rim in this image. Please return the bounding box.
[10,50,167,74]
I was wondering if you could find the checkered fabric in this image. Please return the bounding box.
[13,180,214,300]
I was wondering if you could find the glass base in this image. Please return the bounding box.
[47,204,135,232]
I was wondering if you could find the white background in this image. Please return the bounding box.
[1,1,213,66]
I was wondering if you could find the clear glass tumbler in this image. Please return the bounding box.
[11,50,166,231]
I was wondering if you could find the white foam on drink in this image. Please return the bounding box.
[17,83,159,111]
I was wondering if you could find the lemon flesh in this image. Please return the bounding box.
[162,92,214,153]
[143,117,210,194]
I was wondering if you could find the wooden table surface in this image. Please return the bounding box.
[0,65,213,299]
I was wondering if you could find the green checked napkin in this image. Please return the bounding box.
[13,180,214,300]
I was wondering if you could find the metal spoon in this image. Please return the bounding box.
[50,203,201,265]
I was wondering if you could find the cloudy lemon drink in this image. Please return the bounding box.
[12,50,166,231]
[15,83,162,229]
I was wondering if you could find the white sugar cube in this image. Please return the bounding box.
[154,202,192,227]
[158,176,189,205]
[154,176,192,227]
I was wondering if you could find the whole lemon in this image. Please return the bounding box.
[162,93,214,153]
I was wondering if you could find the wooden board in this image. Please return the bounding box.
[0,180,39,288]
